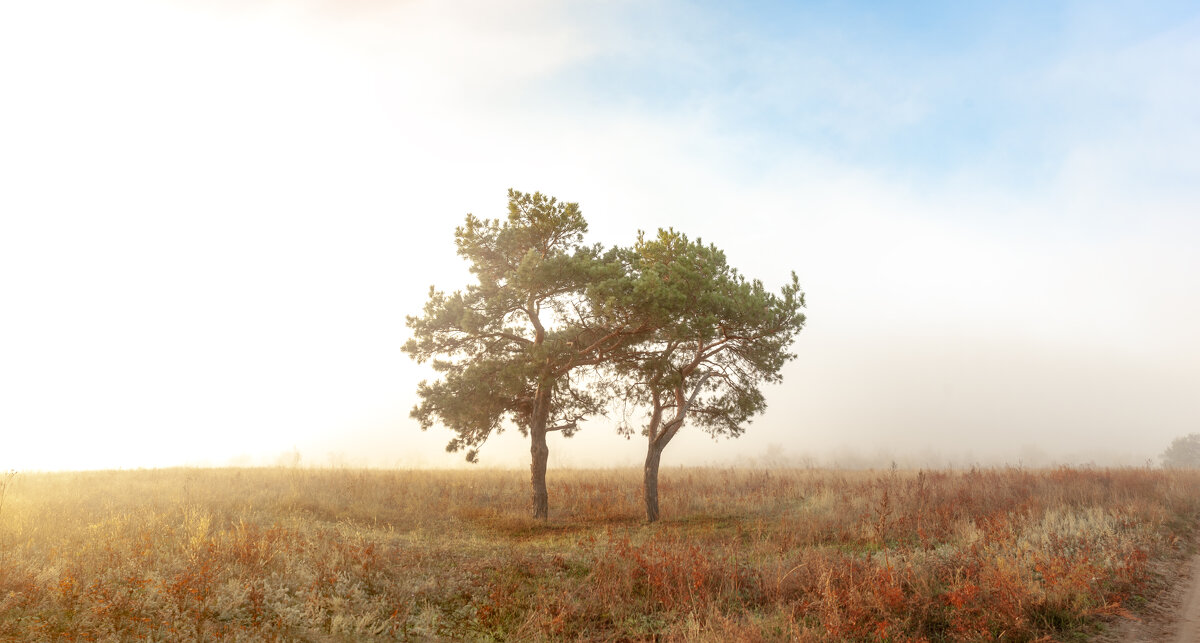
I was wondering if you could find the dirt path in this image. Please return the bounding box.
[1170,554,1200,643]
[1093,550,1200,642]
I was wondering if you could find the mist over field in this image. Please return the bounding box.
[8,5,1200,640]
[1,1,1198,472]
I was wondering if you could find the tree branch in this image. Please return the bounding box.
[655,372,713,449]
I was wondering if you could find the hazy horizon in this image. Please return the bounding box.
[2,1,1198,472]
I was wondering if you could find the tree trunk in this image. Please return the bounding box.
[530,426,549,520]
[644,444,665,523]
[530,389,551,520]
[641,380,706,523]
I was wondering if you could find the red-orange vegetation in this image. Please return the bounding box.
[0,466,1195,641]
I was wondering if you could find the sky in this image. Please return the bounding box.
[1,0,1198,471]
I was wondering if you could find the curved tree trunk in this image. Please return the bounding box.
[644,444,665,523]
[642,378,708,523]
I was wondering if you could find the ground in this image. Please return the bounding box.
[1,466,1198,641]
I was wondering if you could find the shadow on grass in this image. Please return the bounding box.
[451,507,645,541]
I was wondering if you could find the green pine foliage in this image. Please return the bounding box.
[598,228,806,439]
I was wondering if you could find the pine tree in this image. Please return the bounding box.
[1161,434,1200,469]
[404,190,649,519]
[595,229,806,522]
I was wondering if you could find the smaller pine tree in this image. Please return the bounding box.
[1160,434,1200,469]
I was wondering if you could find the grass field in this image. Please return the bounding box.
[1,466,1198,641]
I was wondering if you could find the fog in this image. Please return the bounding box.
[1,1,1197,471]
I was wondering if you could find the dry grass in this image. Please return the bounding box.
[1,466,1198,641]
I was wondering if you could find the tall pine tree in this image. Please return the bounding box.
[404,190,649,519]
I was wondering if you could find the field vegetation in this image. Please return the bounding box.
[1,466,1198,641]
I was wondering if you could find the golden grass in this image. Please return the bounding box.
[1,466,1197,641]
